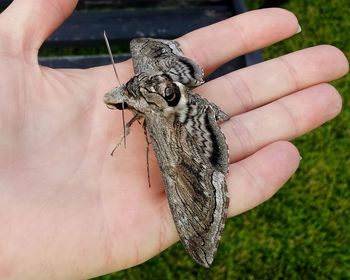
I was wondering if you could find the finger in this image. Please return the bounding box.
[222,83,342,162]
[91,8,300,93]
[199,45,349,115]
[0,0,78,51]
[227,141,300,217]
[177,8,300,74]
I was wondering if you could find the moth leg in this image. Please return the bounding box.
[110,113,143,156]
[142,120,152,188]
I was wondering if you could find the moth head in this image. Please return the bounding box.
[104,85,130,110]
[104,73,188,114]
[103,80,152,113]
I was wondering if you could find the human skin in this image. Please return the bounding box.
[0,1,348,279]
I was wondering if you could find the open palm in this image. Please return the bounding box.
[0,1,348,279]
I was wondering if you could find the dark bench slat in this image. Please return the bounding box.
[77,0,229,9]
[45,6,232,47]
[0,0,12,10]
[39,55,130,69]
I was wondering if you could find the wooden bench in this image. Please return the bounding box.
[0,0,264,80]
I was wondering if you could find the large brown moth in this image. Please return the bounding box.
[104,37,229,267]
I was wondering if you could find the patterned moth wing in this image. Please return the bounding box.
[130,38,204,87]
[104,38,229,267]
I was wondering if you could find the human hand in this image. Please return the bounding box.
[0,1,348,279]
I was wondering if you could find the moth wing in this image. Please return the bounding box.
[146,105,229,267]
[165,162,228,267]
[130,38,204,87]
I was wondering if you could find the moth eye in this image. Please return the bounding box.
[164,84,181,107]
[165,87,176,101]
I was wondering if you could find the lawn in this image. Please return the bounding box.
[93,1,350,279]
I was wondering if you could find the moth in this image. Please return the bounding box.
[104,37,229,267]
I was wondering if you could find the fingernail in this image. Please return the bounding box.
[296,24,302,34]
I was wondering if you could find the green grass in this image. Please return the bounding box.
[90,1,350,279]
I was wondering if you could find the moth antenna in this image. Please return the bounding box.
[103,30,127,148]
